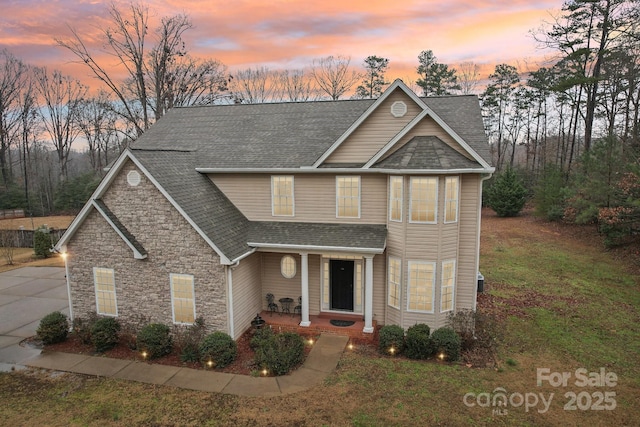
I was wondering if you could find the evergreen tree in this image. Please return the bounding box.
[486,167,528,217]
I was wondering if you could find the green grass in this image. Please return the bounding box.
[0,216,638,426]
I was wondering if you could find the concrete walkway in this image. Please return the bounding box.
[26,334,348,396]
[0,267,348,396]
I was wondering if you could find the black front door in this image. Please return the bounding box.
[330,260,354,311]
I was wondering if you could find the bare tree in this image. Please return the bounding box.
[34,67,87,181]
[230,67,274,104]
[458,61,481,95]
[0,50,27,187]
[160,57,229,108]
[76,91,121,172]
[310,56,362,100]
[273,69,318,102]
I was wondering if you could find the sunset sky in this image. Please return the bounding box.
[1,0,562,87]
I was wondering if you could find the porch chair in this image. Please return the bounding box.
[266,293,278,316]
[293,296,302,316]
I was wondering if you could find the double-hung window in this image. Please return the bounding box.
[444,176,459,223]
[387,257,401,309]
[171,274,196,324]
[389,176,403,222]
[336,176,360,218]
[272,176,294,216]
[94,267,117,316]
[407,261,435,312]
[441,260,456,312]
[410,177,437,223]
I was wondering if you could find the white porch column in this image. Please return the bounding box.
[299,252,311,327]
[363,255,374,333]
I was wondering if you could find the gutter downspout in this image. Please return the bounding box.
[473,173,493,312]
[226,260,240,339]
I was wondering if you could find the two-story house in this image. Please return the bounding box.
[55,80,493,339]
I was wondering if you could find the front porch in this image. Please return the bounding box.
[257,310,378,343]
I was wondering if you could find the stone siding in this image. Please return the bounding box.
[67,160,228,333]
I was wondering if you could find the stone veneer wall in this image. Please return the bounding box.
[66,160,228,333]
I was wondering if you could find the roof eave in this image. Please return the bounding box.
[247,242,385,255]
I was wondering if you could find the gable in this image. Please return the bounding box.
[323,88,422,165]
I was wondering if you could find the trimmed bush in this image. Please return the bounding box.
[405,323,432,359]
[33,227,51,258]
[378,324,405,355]
[430,327,462,362]
[136,323,172,359]
[91,317,121,353]
[254,332,305,376]
[37,311,69,344]
[71,314,98,345]
[174,317,206,363]
[199,331,237,368]
[250,327,274,350]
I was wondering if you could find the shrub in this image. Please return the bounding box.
[405,323,432,359]
[72,313,99,345]
[378,324,405,355]
[254,332,305,376]
[91,317,121,353]
[173,317,206,362]
[485,167,527,217]
[37,311,69,344]
[430,327,462,362]
[33,227,52,258]
[446,309,476,351]
[136,323,172,359]
[250,327,274,350]
[199,331,237,368]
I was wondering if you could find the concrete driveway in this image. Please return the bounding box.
[0,266,68,371]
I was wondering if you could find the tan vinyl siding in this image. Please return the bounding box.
[456,174,482,311]
[261,253,322,315]
[211,174,387,224]
[379,116,474,163]
[231,253,263,338]
[325,89,422,164]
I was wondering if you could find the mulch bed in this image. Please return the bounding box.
[42,328,316,376]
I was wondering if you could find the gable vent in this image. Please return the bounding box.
[127,170,141,187]
[391,101,407,118]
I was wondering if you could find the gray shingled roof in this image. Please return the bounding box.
[94,199,148,257]
[133,100,375,168]
[131,150,251,261]
[373,136,480,170]
[248,222,387,251]
[125,90,490,262]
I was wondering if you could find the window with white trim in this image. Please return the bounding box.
[336,176,360,218]
[281,255,296,278]
[441,260,456,312]
[272,176,294,216]
[410,177,437,223]
[387,257,401,309]
[94,267,117,316]
[407,261,435,312]
[170,274,196,324]
[389,176,403,222]
[445,176,459,223]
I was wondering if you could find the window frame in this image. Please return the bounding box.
[409,177,438,224]
[281,255,297,279]
[336,176,361,218]
[93,267,117,316]
[389,176,403,222]
[406,261,435,313]
[444,176,459,223]
[440,259,456,312]
[170,273,196,325]
[387,256,401,309]
[271,175,295,217]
